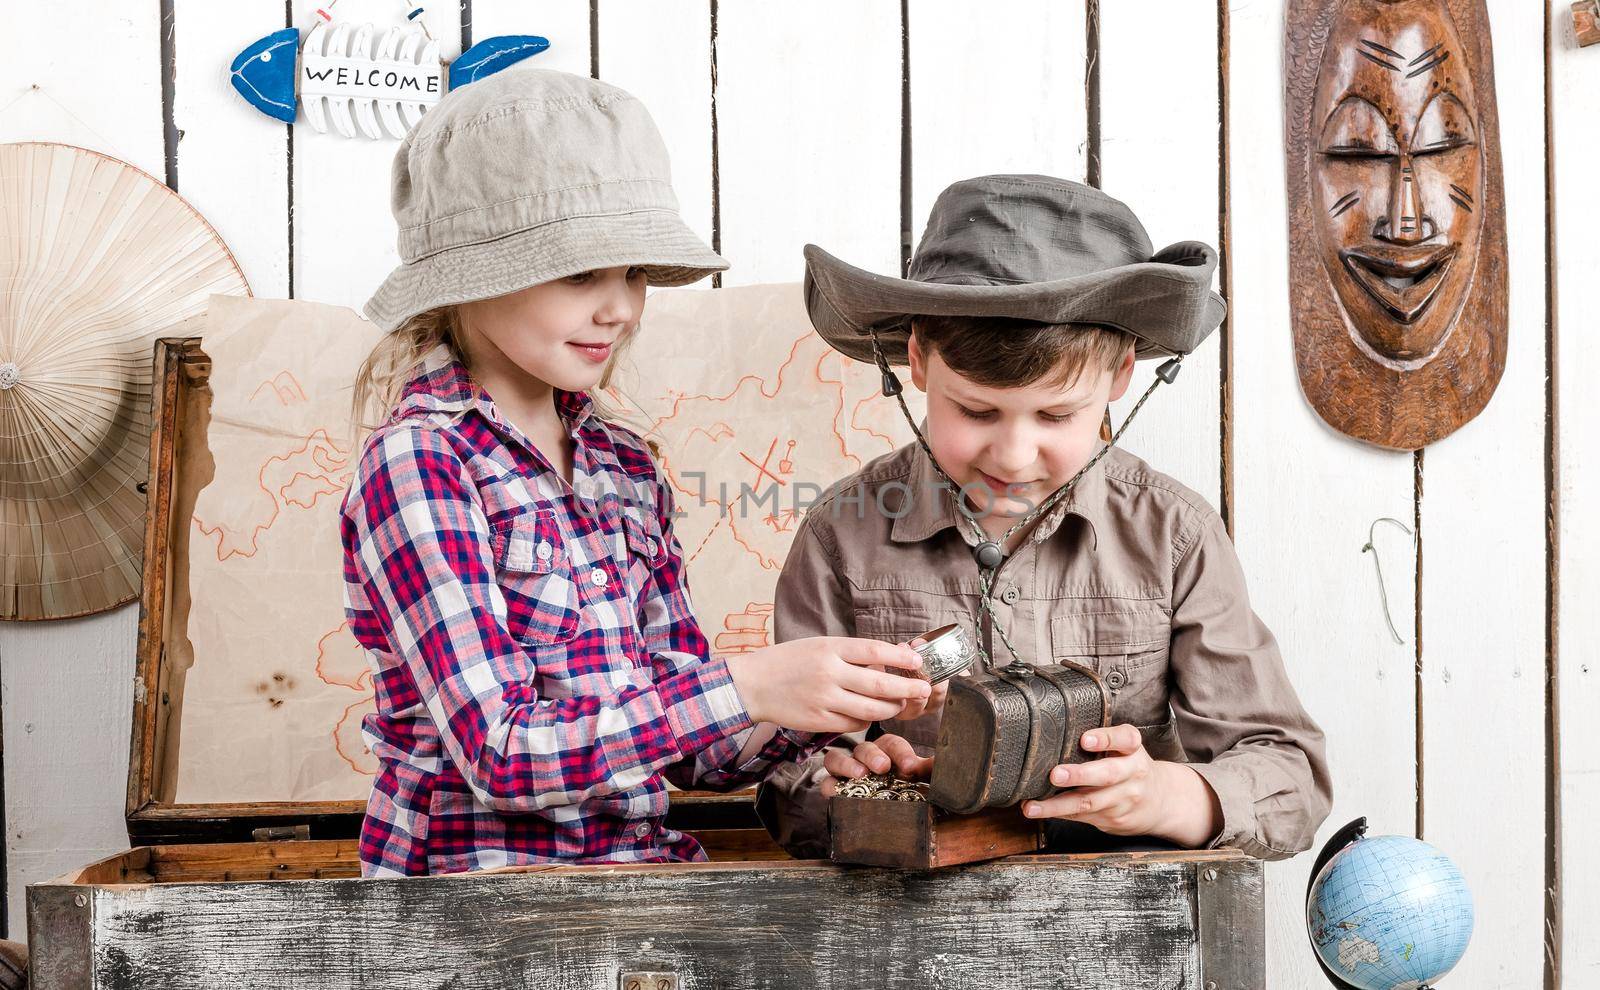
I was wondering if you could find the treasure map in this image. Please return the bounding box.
[174,285,921,803]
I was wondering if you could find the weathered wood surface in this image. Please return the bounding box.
[33,851,1261,990]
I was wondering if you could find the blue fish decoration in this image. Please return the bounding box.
[449,35,551,89]
[230,28,549,133]
[230,27,299,124]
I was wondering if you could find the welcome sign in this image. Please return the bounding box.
[230,21,548,139]
[300,51,443,105]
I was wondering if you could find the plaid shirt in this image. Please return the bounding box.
[341,345,827,876]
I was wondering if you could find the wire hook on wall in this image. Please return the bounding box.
[1362,516,1414,645]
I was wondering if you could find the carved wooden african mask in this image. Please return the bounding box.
[1285,0,1506,449]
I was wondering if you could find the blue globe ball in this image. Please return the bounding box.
[1307,835,1473,990]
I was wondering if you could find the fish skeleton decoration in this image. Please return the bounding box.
[231,23,549,139]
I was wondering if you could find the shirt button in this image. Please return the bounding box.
[1000,586,1020,605]
[634,822,652,838]
[1106,668,1127,689]
[591,570,608,587]
[535,540,553,562]
[645,537,659,556]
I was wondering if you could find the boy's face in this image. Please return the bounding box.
[907,332,1136,522]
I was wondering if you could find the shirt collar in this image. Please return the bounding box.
[391,343,596,433]
[889,437,1105,550]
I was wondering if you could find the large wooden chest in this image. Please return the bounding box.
[26,339,1266,989]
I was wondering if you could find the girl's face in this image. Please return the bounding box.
[458,266,647,393]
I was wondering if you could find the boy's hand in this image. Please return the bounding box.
[818,733,933,797]
[889,637,950,721]
[1020,724,1222,848]
[726,637,929,733]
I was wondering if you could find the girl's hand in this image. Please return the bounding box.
[888,637,950,721]
[1020,724,1223,848]
[726,637,928,733]
[818,734,932,797]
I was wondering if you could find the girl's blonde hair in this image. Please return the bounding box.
[350,306,469,432]
[349,304,651,447]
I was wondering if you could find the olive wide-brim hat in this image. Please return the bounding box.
[365,67,727,332]
[804,175,1226,363]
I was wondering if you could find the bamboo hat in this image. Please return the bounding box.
[0,143,249,620]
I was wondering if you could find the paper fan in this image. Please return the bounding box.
[0,143,250,620]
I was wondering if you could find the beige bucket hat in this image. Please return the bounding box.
[365,67,728,332]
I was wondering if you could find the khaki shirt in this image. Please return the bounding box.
[755,440,1332,862]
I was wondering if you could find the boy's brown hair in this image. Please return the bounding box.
[910,314,1136,390]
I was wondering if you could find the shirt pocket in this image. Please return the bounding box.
[620,506,668,603]
[852,606,967,647]
[490,510,581,646]
[1049,601,1178,752]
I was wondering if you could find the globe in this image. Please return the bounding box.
[1306,825,1474,990]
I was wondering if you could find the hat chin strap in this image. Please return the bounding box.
[867,327,1182,669]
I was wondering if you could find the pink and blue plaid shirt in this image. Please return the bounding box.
[341,345,827,876]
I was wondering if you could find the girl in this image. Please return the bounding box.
[341,68,931,877]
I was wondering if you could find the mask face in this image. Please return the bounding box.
[1286,0,1506,450]
[1312,0,1480,365]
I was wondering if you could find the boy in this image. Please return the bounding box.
[757,176,1331,861]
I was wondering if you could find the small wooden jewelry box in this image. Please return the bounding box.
[829,794,1043,869]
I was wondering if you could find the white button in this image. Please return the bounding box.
[535,541,553,561]
[591,570,608,587]
[634,822,652,838]
[646,538,659,556]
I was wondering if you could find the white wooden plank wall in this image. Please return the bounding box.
[1226,3,1422,987]
[0,0,165,936]
[1419,3,1549,987]
[0,5,1585,986]
[1099,1,1223,515]
[716,0,901,286]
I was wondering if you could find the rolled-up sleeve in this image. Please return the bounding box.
[1168,512,1333,861]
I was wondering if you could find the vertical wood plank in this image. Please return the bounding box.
[1551,3,1597,985]
[0,4,165,174]
[1417,3,1548,987]
[1100,0,1223,509]
[0,613,139,941]
[0,0,165,931]
[595,1,714,249]
[715,0,901,285]
[1227,2,1419,985]
[290,0,461,310]
[474,0,593,77]
[907,1,1088,237]
[173,0,291,297]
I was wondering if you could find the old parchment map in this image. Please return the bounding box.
[175,295,383,802]
[175,284,919,803]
